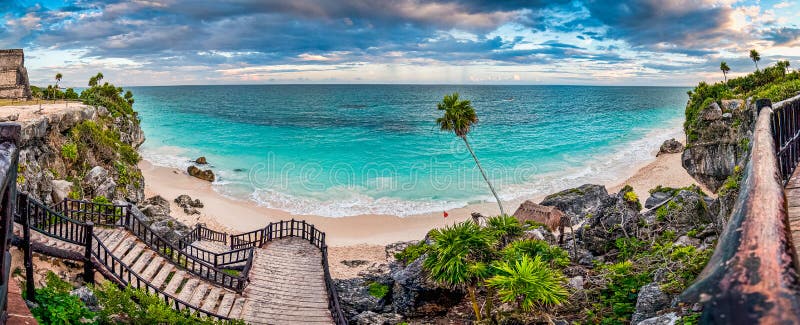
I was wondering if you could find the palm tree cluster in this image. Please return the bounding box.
[423,216,569,321]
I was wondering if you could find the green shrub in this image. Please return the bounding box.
[487,255,568,311]
[30,272,95,325]
[367,282,390,299]
[502,239,570,268]
[394,241,430,265]
[93,281,242,324]
[61,142,78,162]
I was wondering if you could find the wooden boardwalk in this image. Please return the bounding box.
[786,168,800,260]
[15,225,333,324]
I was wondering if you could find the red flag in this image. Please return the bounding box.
[443,211,449,218]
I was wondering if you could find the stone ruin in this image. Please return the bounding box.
[0,49,31,100]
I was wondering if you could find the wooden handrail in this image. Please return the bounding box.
[680,99,800,323]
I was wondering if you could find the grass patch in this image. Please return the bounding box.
[367,282,390,299]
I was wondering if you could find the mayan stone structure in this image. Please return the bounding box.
[0,49,31,100]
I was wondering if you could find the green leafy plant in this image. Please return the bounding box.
[424,221,495,321]
[30,272,95,325]
[61,142,78,162]
[486,255,568,311]
[367,282,390,299]
[394,241,430,265]
[502,239,570,268]
[486,215,524,247]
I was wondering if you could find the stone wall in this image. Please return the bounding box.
[0,49,31,100]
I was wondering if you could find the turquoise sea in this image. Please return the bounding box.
[132,85,688,217]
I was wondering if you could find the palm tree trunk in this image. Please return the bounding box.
[468,285,482,322]
[462,136,506,215]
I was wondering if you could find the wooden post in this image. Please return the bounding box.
[125,204,132,227]
[20,194,34,301]
[83,221,94,284]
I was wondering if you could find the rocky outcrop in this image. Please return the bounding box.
[578,187,642,255]
[657,139,683,156]
[135,195,191,243]
[389,256,461,317]
[187,166,215,182]
[195,156,207,164]
[682,99,754,192]
[541,184,610,225]
[15,104,145,204]
[175,194,203,215]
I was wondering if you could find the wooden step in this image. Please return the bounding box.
[121,243,146,265]
[163,270,185,294]
[131,251,154,274]
[217,292,236,316]
[200,287,222,312]
[188,283,209,306]
[177,278,200,301]
[228,297,246,319]
[142,257,167,283]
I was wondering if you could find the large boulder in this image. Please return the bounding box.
[195,156,208,164]
[83,166,116,199]
[139,195,170,221]
[390,256,461,317]
[631,283,670,324]
[187,166,215,182]
[50,179,73,203]
[657,139,683,156]
[540,184,611,225]
[578,187,641,255]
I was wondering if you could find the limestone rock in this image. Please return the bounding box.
[385,241,419,261]
[0,113,18,122]
[83,166,116,199]
[353,311,403,325]
[70,286,98,310]
[645,191,672,209]
[644,190,712,233]
[187,166,215,182]
[637,312,680,325]
[632,283,670,324]
[139,195,170,220]
[541,184,611,225]
[578,187,641,255]
[50,179,72,203]
[390,255,461,317]
[701,102,723,121]
[195,156,207,164]
[174,194,203,208]
[657,138,683,156]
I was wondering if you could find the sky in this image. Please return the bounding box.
[1,0,799,86]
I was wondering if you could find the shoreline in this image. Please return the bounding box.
[140,134,708,246]
[139,131,708,278]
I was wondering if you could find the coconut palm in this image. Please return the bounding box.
[720,61,730,83]
[88,72,104,87]
[53,73,62,101]
[749,49,761,71]
[424,221,495,321]
[436,93,506,215]
[486,255,568,312]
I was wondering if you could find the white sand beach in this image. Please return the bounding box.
[139,135,708,277]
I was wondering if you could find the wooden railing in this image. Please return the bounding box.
[0,123,20,321]
[89,232,231,320]
[57,198,127,227]
[17,194,234,320]
[681,96,800,323]
[178,224,228,248]
[229,219,346,325]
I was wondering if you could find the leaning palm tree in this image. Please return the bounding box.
[424,221,495,321]
[436,93,506,215]
[53,73,62,102]
[486,255,568,312]
[720,61,730,83]
[749,49,761,71]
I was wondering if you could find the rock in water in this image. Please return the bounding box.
[83,166,116,199]
[195,156,207,164]
[657,138,683,156]
[187,166,215,182]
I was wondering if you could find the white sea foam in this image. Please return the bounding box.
[141,118,685,218]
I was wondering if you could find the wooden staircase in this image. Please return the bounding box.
[15,196,343,324]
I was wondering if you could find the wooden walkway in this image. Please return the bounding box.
[786,168,800,259]
[15,225,333,324]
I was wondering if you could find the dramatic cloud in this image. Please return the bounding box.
[2,0,799,86]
